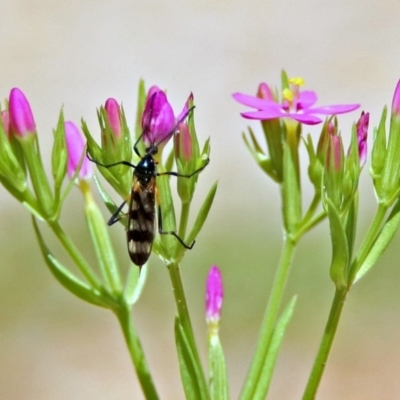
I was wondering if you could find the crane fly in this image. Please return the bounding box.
[87,99,209,268]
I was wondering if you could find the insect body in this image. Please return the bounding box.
[88,109,208,267]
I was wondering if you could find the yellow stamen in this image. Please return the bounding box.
[289,77,305,87]
[282,88,293,102]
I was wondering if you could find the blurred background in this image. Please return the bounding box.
[1,0,400,399]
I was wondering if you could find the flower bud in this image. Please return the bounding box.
[142,88,175,147]
[104,98,122,138]
[205,265,224,324]
[391,79,400,116]
[65,121,92,181]
[8,88,36,137]
[356,111,369,167]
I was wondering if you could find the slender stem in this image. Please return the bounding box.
[49,220,102,290]
[178,202,191,241]
[168,261,209,394]
[115,304,159,400]
[239,235,296,400]
[302,288,347,400]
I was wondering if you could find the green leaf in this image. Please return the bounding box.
[175,317,210,400]
[124,263,148,305]
[208,334,229,400]
[251,296,297,399]
[325,198,349,289]
[84,198,123,294]
[186,181,218,246]
[32,217,110,308]
[355,199,400,283]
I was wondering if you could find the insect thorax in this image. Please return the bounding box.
[135,154,157,185]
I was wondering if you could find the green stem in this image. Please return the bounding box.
[49,220,102,290]
[348,203,388,284]
[302,288,347,400]
[168,261,208,394]
[239,235,296,400]
[178,202,191,242]
[115,304,159,400]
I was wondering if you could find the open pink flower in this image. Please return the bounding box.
[233,79,360,126]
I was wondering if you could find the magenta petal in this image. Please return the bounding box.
[310,104,360,115]
[297,91,318,109]
[232,93,277,110]
[290,113,322,125]
[241,108,286,120]
[65,121,92,180]
[205,265,223,322]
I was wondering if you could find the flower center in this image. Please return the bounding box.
[282,77,305,113]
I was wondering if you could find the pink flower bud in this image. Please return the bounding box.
[142,88,175,146]
[257,82,274,101]
[65,121,92,180]
[8,88,36,137]
[356,111,369,167]
[104,98,122,138]
[391,79,400,116]
[205,266,224,323]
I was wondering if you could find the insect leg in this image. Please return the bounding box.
[157,157,210,179]
[108,200,127,226]
[86,150,136,169]
[157,205,195,249]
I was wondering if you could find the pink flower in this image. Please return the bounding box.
[391,79,400,116]
[233,78,360,125]
[104,98,122,138]
[205,266,224,323]
[356,111,369,167]
[8,88,36,136]
[142,87,175,146]
[65,121,92,180]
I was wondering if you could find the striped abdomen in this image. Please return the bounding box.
[127,178,156,267]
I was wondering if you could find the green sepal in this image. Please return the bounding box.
[134,79,147,157]
[370,106,387,190]
[208,333,229,400]
[82,120,131,199]
[354,199,400,284]
[0,118,27,194]
[242,129,278,182]
[304,134,323,194]
[92,173,125,226]
[182,181,218,259]
[325,198,349,289]
[84,195,123,294]
[251,295,297,400]
[280,69,290,91]
[261,118,283,182]
[124,263,148,305]
[154,169,177,261]
[32,217,110,308]
[175,317,211,400]
[51,108,67,206]
[282,141,301,233]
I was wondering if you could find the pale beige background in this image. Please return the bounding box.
[1,1,400,399]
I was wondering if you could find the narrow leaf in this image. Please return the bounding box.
[251,296,297,399]
[32,217,110,308]
[175,317,210,400]
[208,334,229,400]
[124,263,148,305]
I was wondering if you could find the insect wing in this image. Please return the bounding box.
[127,177,156,266]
